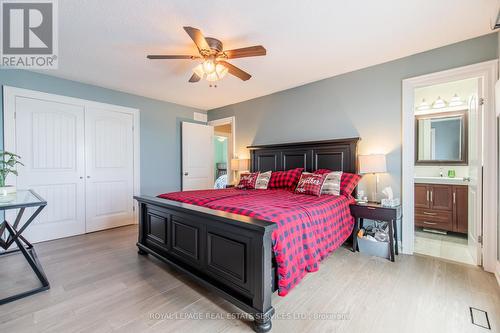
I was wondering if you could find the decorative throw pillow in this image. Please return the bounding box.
[314,169,333,175]
[268,168,304,190]
[321,171,343,196]
[255,171,272,189]
[295,173,326,196]
[340,172,362,196]
[237,172,259,189]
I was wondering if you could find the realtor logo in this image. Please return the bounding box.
[1,0,58,68]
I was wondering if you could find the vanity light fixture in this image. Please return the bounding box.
[416,99,430,111]
[448,93,464,107]
[432,96,447,109]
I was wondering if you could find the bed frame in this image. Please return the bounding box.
[134,138,359,332]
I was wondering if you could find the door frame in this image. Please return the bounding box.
[3,86,141,224]
[208,116,236,185]
[401,60,498,273]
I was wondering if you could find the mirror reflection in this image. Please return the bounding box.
[415,111,467,164]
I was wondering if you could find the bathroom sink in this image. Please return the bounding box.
[414,176,469,185]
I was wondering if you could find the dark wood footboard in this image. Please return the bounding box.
[134,195,277,332]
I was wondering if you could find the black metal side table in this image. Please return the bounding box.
[0,189,49,305]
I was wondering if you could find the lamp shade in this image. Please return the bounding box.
[359,154,387,174]
[230,158,249,171]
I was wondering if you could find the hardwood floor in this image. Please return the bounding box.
[1,225,499,333]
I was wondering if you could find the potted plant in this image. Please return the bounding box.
[0,151,23,197]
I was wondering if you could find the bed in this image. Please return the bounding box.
[134,138,359,332]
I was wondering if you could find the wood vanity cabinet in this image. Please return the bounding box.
[414,183,468,234]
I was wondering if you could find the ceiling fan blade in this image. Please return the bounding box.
[188,73,201,83]
[183,26,210,52]
[224,45,266,59]
[218,61,251,81]
[147,55,199,59]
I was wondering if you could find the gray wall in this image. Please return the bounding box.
[208,33,498,198]
[0,70,205,196]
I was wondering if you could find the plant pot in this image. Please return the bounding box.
[0,186,16,196]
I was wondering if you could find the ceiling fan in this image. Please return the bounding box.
[147,26,266,84]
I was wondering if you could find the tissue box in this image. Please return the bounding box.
[381,198,400,207]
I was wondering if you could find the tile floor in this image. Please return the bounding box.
[414,229,475,265]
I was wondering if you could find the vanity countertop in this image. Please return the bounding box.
[414,176,469,186]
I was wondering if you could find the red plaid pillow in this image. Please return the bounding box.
[294,173,326,196]
[315,169,362,196]
[237,172,259,189]
[314,169,332,175]
[340,172,362,196]
[268,168,304,190]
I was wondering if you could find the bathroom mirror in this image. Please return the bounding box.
[415,111,468,165]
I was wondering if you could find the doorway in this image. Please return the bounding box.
[402,60,498,272]
[413,78,478,265]
[208,117,235,188]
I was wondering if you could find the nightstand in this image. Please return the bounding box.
[350,202,400,262]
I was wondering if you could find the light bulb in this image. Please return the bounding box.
[449,94,464,107]
[193,64,205,78]
[215,63,228,78]
[417,99,430,111]
[432,96,447,109]
[202,60,216,74]
[206,72,219,82]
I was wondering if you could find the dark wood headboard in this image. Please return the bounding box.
[248,138,360,174]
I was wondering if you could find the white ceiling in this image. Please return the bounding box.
[40,0,499,110]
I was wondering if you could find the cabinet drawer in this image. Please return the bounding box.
[415,209,453,231]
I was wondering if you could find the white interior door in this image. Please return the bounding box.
[11,96,86,243]
[85,107,135,232]
[182,122,214,190]
[468,78,483,265]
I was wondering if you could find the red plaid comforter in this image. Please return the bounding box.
[158,189,355,296]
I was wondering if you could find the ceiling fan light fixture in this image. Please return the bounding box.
[215,63,228,78]
[193,64,205,79]
[202,59,216,74]
[206,71,219,82]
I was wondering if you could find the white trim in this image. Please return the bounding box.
[496,261,500,286]
[402,60,498,273]
[208,116,236,184]
[2,86,141,224]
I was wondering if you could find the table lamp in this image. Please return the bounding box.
[359,154,387,203]
[230,158,249,184]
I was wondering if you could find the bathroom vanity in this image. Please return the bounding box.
[414,182,468,234]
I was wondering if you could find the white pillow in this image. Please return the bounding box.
[321,171,342,195]
[255,171,272,189]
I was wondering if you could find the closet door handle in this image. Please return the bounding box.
[426,190,430,202]
[453,192,456,205]
[79,176,83,179]
[430,191,433,203]
[87,176,91,179]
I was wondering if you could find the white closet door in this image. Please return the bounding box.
[85,107,135,232]
[12,97,86,243]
